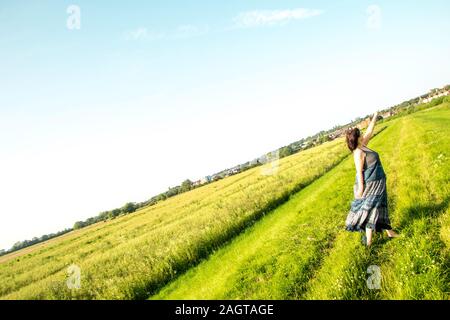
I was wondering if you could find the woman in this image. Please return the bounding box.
[345,111,399,246]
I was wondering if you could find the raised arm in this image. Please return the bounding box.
[360,111,378,146]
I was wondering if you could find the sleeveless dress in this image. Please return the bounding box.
[345,145,392,232]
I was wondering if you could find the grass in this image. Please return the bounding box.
[0,125,353,299]
[1,103,448,300]
[305,108,450,299]
[152,103,449,300]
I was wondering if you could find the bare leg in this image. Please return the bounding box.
[386,229,399,238]
[365,228,373,247]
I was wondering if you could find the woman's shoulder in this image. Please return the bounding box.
[352,147,366,158]
[353,146,365,153]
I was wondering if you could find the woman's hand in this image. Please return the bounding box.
[366,111,378,122]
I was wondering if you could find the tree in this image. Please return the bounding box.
[279,146,294,158]
[98,211,110,221]
[430,88,439,95]
[86,217,96,225]
[319,134,330,144]
[155,193,167,201]
[122,202,137,214]
[180,179,193,193]
[73,221,85,230]
[166,186,180,197]
[111,208,121,218]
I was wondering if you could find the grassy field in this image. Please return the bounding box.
[152,103,449,300]
[1,103,448,300]
[0,126,352,299]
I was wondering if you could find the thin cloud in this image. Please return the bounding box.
[233,8,323,28]
[124,25,208,41]
[366,5,382,30]
[174,24,209,38]
[127,27,148,40]
[124,27,166,41]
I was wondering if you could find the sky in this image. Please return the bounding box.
[1,0,450,250]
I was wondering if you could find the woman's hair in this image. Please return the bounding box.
[346,127,360,151]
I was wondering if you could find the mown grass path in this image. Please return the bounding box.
[304,105,449,299]
[152,104,449,299]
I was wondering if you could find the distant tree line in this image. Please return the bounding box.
[138,179,195,207]
[0,202,142,257]
[0,180,206,256]
[0,228,72,257]
[73,202,141,230]
[386,95,449,120]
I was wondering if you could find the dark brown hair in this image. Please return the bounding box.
[346,127,360,151]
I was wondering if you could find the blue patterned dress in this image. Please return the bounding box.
[345,145,392,232]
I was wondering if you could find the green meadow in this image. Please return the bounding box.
[152,103,449,300]
[1,103,448,300]
[0,124,351,299]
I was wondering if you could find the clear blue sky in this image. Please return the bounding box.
[1,0,449,250]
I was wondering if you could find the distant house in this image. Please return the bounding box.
[229,166,241,175]
[437,89,450,98]
[419,88,450,104]
[192,180,202,187]
[328,128,345,140]
[356,119,370,130]
[380,111,392,119]
[211,170,226,180]
[301,141,311,148]
[200,176,211,184]
[419,94,431,104]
